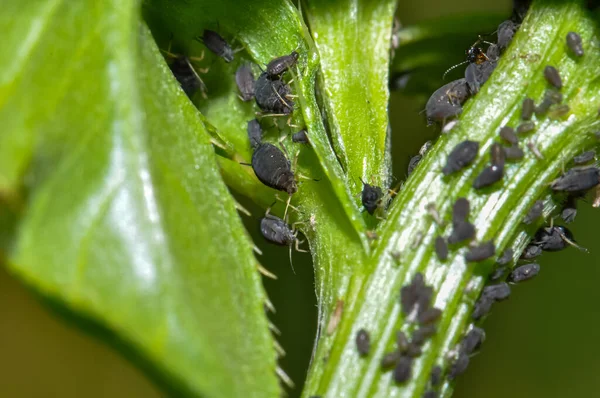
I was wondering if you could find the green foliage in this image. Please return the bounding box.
[1,0,600,397]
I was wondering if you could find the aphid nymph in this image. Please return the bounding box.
[197,29,234,62]
[236,64,255,101]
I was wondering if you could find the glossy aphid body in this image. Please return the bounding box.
[473,143,505,189]
[292,130,309,144]
[523,200,544,224]
[168,55,206,99]
[425,78,471,124]
[198,29,234,62]
[544,65,563,89]
[266,51,299,78]
[465,240,496,262]
[566,31,584,57]
[434,236,448,261]
[356,329,371,357]
[247,119,263,150]
[254,72,294,115]
[521,97,534,120]
[499,126,518,144]
[442,140,479,175]
[508,263,540,283]
[251,143,297,195]
[551,166,600,192]
[260,214,297,247]
[360,181,384,215]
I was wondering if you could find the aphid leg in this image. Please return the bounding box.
[234,200,251,216]
[257,263,278,279]
[283,194,293,220]
[288,245,296,274]
[188,49,205,63]
[275,194,300,213]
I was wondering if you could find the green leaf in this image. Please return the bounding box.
[0,1,279,396]
[305,0,397,198]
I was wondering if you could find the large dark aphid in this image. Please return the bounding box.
[461,327,486,354]
[521,97,535,120]
[561,195,577,224]
[292,130,309,144]
[465,53,497,94]
[573,150,595,165]
[490,142,506,168]
[566,31,584,57]
[425,79,471,124]
[482,283,511,301]
[360,181,384,215]
[251,143,297,194]
[442,140,479,175]
[448,352,470,380]
[407,155,422,175]
[497,19,519,50]
[499,126,518,144]
[381,351,401,369]
[508,263,540,283]
[523,200,544,224]
[405,343,422,358]
[400,273,433,317]
[504,145,524,160]
[535,88,563,115]
[448,221,476,244]
[535,225,578,252]
[198,29,234,63]
[516,121,536,135]
[497,248,514,265]
[452,197,470,224]
[247,119,263,150]
[254,72,294,114]
[465,241,495,262]
[396,331,409,352]
[236,64,255,101]
[521,244,542,259]
[418,307,442,325]
[472,296,493,320]
[267,51,300,78]
[393,356,413,383]
[490,266,507,281]
[473,164,504,189]
[356,329,371,357]
[550,166,600,192]
[434,236,448,261]
[544,65,563,89]
[169,56,205,99]
[260,214,297,247]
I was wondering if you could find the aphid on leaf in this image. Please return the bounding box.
[356,328,371,357]
[430,365,442,386]
[504,145,524,161]
[405,343,422,358]
[393,356,413,383]
[523,200,544,224]
[165,50,208,99]
[472,295,493,320]
[465,240,495,262]
[573,150,595,165]
[561,195,577,224]
[292,130,309,144]
[535,88,562,115]
[418,307,442,325]
[260,211,306,272]
[448,221,476,244]
[442,140,480,175]
[267,51,300,78]
[516,121,536,135]
[550,166,600,192]
[544,65,563,89]
[236,64,255,101]
[508,263,540,283]
[521,244,542,259]
[360,179,384,215]
[535,225,586,252]
[460,327,486,354]
[499,126,518,145]
[521,97,535,120]
[497,248,515,264]
[247,119,263,150]
[473,164,503,189]
[425,79,471,124]
[566,31,584,57]
[452,197,470,225]
[254,72,294,115]
[197,29,234,62]
[381,351,401,369]
[252,143,297,194]
[497,19,519,50]
[434,236,448,261]
[482,283,511,301]
[448,352,470,380]
[412,325,437,346]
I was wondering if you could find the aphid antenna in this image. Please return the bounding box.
[288,245,296,274]
[559,230,589,253]
[442,60,469,80]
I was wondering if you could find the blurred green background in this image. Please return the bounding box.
[3,0,600,397]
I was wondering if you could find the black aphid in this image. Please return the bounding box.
[574,150,595,165]
[521,244,542,259]
[461,327,486,354]
[508,263,540,283]
[490,142,506,168]
[247,119,263,150]
[254,72,294,114]
[393,356,413,383]
[236,64,255,101]
[497,19,519,50]
[566,31,584,57]
[434,236,448,261]
[430,365,442,386]
[408,155,422,176]
[381,351,401,369]
[412,325,437,346]
[523,200,544,224]
[535,225,578,252]
[544,66,563,89]
[516,121,536,134]
[465,241,495,262]
[473,165,503,189]
[452,197,470,224]
[448,221,476,244]
[397,330,409,352]
[423,390,438,398]
[400,273,431,316]
[472,296,493,320]
[267,51,300,78]
[361,181,384,215]
[442,140,479,175]
[425,79,471,124]
[448,352,470,380]
[260,214,298,250]
[292,130,309,144]
[251,143,297,194]
[356,328,371,357]
[198,30,234,63]
[535,89,563,115]
[465,48,498,94]
[561,195,577,224]
[504,145,525,160]
[418,307,442,325]
[405,343,422,358]
[521,97,535,120]
[550,166,600,192]
[482,283,511,301]
[497,248,514,265]
[499,126,518,144]
[169,56,205,99]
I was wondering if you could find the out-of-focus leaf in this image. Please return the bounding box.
[0,1,279,396]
